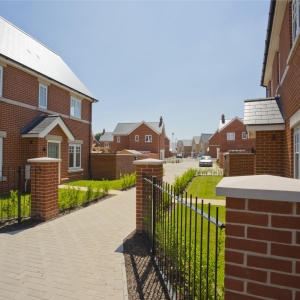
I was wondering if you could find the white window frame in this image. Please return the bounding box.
[227,133,235,140]
[47,141,60,159]
[135,135,139,142]
[145,135,152,142]
[292,0,300,43]
[104,142,109,148]
[69,144,81,169]
[117,136,120,143]
[39,83,48,109]
[70,97,82,119]
[294,127,300,179]
[0,66,3,98]
[242,132,247,139]
[0,138,3,177]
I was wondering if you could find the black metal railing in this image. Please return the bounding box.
[142,174,226,300]
[0,166,32,224]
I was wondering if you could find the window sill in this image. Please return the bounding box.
[70,116,82,120]
[68,168,84,173]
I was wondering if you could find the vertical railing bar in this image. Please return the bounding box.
[179,192,183,299]
[17,166,21,223]
[214,207,219,300]
[193,197,198,299]
[206,203,211,300]
[152,176,156,256]
[175,187,179,299]
[183,192,188,299]
[188,194,192,298]
[199,199,204,299]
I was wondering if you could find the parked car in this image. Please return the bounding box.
[197,153,204,158]
[176,154,183,158]
[199,156,213,167]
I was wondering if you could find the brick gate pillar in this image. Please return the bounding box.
[28,157,61,221]
[133,158,164,232]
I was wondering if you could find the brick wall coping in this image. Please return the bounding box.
[216,175,300,202]
[133,158,164,165]
[27,157,62,163]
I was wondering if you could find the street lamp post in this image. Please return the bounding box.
[172,133,174,153]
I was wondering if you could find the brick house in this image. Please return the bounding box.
[99,117,170,159]
[199,133,212,156]
[98,130,114,152]
[0,17,98,182]
[191,136,200,158]
[181,140,192,158]
[208,114,255,159]
[244,0,300,178]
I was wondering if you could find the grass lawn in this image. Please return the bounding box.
[186,176,225,200]
[65,179,123,190]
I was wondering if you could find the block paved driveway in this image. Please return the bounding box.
[0,189,135,300]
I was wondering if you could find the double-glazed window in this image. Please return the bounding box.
[0,66,3,97]
[294,127,300,179]
[69,144,81,169]
[48,142,59,159]
[242,132,247,139]
[70,97,81,119]
[39,84,47,109]
[292,0,300,42]
[117,137,120,143]
[227,132,235,140]
[145,135,152,142]
[135,135,139,142]
[104,142,109,148]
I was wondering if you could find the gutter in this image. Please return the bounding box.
[260,0,277,87]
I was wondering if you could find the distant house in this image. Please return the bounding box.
[0,17,98,182]
[181,140,192,158]
[199,133,213,156]
[176,140,183,155]
[209,114,255,159]
[191,136,200,158]
[101,116,170,159]
[98,130,114,152]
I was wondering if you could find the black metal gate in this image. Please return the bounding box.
[142,174,226,300]
[0,166,31,224]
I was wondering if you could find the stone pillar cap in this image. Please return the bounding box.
[27,157,62,163]
[133,158,165,165]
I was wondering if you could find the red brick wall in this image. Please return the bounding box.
[209,132,219,158]
[255,130,285,176]
[219,120,255,153]
[225,197,300,299]
[223,153,255,176]
[0,63,93,181]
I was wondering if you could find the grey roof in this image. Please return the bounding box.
[99,132,114,142]
[0,16,96,101]
[219,117,243,132]
[193,136,200,144]
[21,115,55,134]
[112,121,163,135]
[244,97,285,125]
[182,139,192,146]
[201,134,213,143]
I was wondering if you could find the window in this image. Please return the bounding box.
[69,144,81,169]
[70,97,81,119]
[292,0,300,42]
[135,135,139,142]
[39,84,47,108]
[48,142,59,159]
[294,127,300,179]
[0,138,2,177]
[104,142,109,148]
[0,66,3,97]
[145,135,152,142]
[242,132,247,139]
[117,136,120,143]
[227,133,235,140]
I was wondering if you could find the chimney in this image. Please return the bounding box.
[159,116,163,127]
[102,128,105,135]
[221,114,225,124]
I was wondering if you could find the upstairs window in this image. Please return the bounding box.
[104,142,109,148]
[69,144,81,169]
[227,133,235,140]
[39,84,47,109]
[292,0,300,42]
[242,132,247,139]
[70,97,81,119]
[135,135,139,142]
[0,66,3,97]
[145,135,152,142]
[117,137,120,143]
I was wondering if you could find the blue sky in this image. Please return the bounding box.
[0,1,270,142]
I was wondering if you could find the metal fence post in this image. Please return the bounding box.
[152,176,157,256]
[17,165,21,224]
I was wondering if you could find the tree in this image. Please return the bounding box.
[94,132,101,142]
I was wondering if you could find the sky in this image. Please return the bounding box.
[0,0,270,142]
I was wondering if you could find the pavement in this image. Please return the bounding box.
[0,158,224,300]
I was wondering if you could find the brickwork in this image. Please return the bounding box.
[255,130,285,176]
[225,196,300,299]
[134,159,164,232]
[0,63,93,182]
[223,153,255,176]
[209,132,219,158]
[90,153,148,180]
[29,158,60,221]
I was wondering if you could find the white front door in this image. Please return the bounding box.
[216,148,220,160]
[160,150,165,160]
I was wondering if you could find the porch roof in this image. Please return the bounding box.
[21,114,74,140]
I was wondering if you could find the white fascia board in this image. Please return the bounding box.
[263,1,287,86]
[39,117,75,140]
[218,117,243,133]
